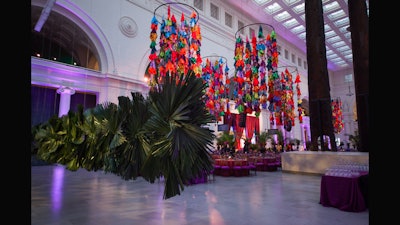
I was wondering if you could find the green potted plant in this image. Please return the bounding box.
[349,130,360,150]
[216,131,235,149]
[258,131,269,147]
[33,71,215,199]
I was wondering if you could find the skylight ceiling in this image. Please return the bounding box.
[225,0,369,72]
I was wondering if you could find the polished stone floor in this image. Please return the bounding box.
[31,165,369,225]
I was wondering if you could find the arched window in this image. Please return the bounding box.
[31,5,100,71]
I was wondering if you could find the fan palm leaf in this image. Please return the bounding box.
[140,72,215,199]
[104,93,151,180]
[79,101,126,171]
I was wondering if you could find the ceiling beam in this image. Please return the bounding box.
[34,0,57,32]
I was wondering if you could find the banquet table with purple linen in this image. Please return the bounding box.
[319,172,368,212]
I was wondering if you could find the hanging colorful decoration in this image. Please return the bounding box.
[280,68,295,131]
[202,56,230,121]
[267,66,303,132]
[331,98,344,133]
[233,23,276,117]
[148,3,202,88]
[295,72,304,123]
[231,23,303,131]
[265,32,280,125]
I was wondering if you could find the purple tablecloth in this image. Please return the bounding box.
[320,174,368,212]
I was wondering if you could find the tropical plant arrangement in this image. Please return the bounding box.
[32,72,216,199]
[258,131,269,146]
[215,131,235,149]
[348,130,360,150]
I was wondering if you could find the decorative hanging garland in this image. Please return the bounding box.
[295,71,304,124]
[233,23,276,117]
[148,8,308,132]
[201,56,229,121]
[148,3,202,88]
[331,98,344,133]
[232,23,304,131]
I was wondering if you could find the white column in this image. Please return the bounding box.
[57,86,75,117]
[259,108,270,133]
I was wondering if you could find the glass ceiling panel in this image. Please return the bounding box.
[326,54,339,60]
[274,11,291,22]
[324,24,332,32]
[323,1,340,13]
[292,3,304,14]
[282,0,301,6]
[331,57,344,63]
[337,45,350,52]
[338,26,348,33]
[331,41,346,48]
[335,61,347,67]
[299,14,305,21]
[333,17,349,27]
[326,36,341,43]
[344,54,353,60]
[282,18,299,28]
[252,0,271,5]
[326,49,334,55]
[342,50,352,55]
[264,3,282,14]
[297,32,306,40]
[327,10,346,21]
[290,25,305,34]
[325,30,336,39]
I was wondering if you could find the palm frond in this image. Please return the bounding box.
[104,93,151,180]
[141,72,215,199]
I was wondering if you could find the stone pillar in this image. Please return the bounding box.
[57,86,75,117]
[348,0,369,152]
[304,0,336,151]
[259,109,270,133]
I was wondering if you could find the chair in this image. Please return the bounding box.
[265,157,278,171]
[275,153,282,169]
[232,160,243,177]
[247,157,257,176]
[207,169,216,182]
[213,160,222,176]
[219,160,231,176]
[240,160,251,176]
[255,158,265,171]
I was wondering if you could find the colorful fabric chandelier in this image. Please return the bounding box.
[296,72,304,124]
[201,56,230,121]
[232,23,304,132]
[270,66,303,132]
[331,98,344,133]
[233,23,277,117]
[148,3,202,88]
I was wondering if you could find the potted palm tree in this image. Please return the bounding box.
[349,130,360,151]
[258,131,269,147]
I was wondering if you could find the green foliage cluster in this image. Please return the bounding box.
[215,131,235,148]
[32,72,216,199]
[349,130,360,149]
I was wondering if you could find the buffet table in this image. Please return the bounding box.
[281,151,369,174]
[320,173,368,212]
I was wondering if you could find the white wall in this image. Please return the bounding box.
[329,68,358,145]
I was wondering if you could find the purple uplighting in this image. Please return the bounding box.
[51,166,65,213]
